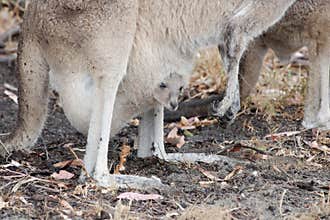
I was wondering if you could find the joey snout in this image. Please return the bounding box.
[169,98,178,111]
[153,88,179,111]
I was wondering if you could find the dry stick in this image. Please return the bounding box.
[65,144,90,178]
[0,133,10,136]
[279,189,287,216]
[0,139,9,155]
[217,141,269,155]
[236,142,269,155]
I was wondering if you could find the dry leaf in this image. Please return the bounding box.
[4,83,17,91]
[53,159,83,169]
[0,196,8,210]
[60,199,74,212]
[175,116,218,130]
[166,127,185,148]
[197,166,221,181]
[1,160,21,168]
[4,89,17,104]
[117,192,163,201]
[51,170,74,180]
[309,141,329,154]
[224,166,243,181]
[130,118,140,126]
[114,144,131,174]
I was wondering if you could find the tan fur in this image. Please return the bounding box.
[239,0,330,129]
[153,72,186,111]
[1,0,296,187]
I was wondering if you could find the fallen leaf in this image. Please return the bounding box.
[199,118,218,127]
[117,192,163,201]
[51,170,74,180]
[166,127,185,148]
[4,89,17,104]
[4,83,17,91]
[57,182,69,189]
[1,160,21,168]
[176,117,218,130]
[224,166,243,181]
[53,159,83,169]
[130,118,140,126]
[309,141,329,154]
[197,166,221,181]
[60,199,74,212]
[0,196,8,210]
[114,144,131,174]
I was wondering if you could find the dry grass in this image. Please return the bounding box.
[190,46,308,121]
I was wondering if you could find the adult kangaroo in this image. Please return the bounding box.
[239,0,330,129]
[1,0,296,188]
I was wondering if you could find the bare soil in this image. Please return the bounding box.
[0,62,329,219]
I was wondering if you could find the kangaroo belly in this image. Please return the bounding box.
[49,71,148,136]
[50,71,93,135]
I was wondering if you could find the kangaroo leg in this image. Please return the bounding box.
[213,0,297,122]
[239,39,268,100]
[302,42,328,129]
[1,35,49,157]
[138,106,246,166]
[313,41,330,129]
[137,105,167,159]
[80,1,164,189]
[317,57,330,127]
[137,109,157,158]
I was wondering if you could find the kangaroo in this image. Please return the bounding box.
[238,0,330,129]
[1,0,296,188]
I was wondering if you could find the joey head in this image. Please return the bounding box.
[153,72,185,111]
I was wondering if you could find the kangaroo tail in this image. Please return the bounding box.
[1,30,49,157]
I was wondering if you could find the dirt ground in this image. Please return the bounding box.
[0,53,329,220]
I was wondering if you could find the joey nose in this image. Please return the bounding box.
[170,101,178,111]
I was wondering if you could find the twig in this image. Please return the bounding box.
[65,143,89,178]
[33,184,61,193]
[0,133,10,136]
[279,189,287,216]
[217,145,236,155]
[236,141,269,155]
[217,141,269,155]
[0,139,9,155]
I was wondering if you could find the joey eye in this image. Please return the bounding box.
[159,82,167,89]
